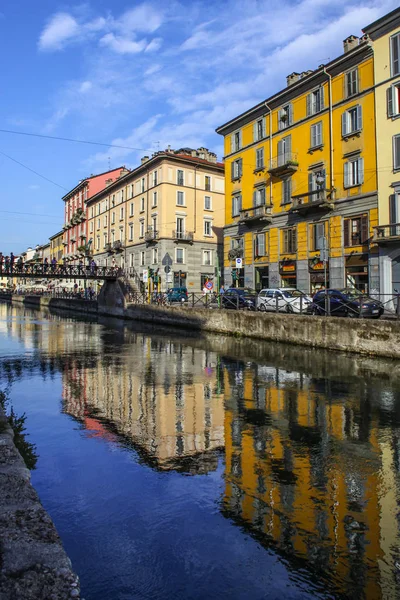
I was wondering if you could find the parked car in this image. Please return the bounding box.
[167,287,188,303]
[257,288,313,313]
[221,287,257,310]
[311,289,384,318]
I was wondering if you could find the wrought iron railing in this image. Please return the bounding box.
[373,223,400,242]
[173,230,194,241]
[0,264,122,279]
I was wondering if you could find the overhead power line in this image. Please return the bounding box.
[0,128,151,152]
[0,150,68,191]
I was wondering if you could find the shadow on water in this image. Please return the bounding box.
[1,301,400,598]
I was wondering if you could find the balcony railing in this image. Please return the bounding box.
[113,240,123,252]
[268,153,299,177]
[173,230,194,242]
[239,204,273,223]
[290,189,333,213]
[145,229,159,242]
[105,243,113,253]
[373,223,400,243]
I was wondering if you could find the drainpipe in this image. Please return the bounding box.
[264,102,273,206]
[323,68,335,198]
[194,164,198,234]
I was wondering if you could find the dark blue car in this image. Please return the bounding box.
[311,289,383,318]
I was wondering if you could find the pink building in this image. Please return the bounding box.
[62,168,128,262]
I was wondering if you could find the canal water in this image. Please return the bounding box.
[0,302,400,600]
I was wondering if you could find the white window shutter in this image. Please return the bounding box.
[387,87,394,117]
[320,86,324,109]
[306,94,311,116]
[344,162,350,188]
[310,125,315,148]
[262,117,266,137]
[277,140,284,165]
[394,135,400,170]
[253,121,257,141]
[308,171,314,192]
[230,135,234,154]
[288,104,293,126]
[239,130,242,149]
[357,105,362,131]
[239,159,243,177]
[342,112,348,137]
[278,109,284,131]
[231,162,235,179]
[286,135,291,159]
[357,158,364,184]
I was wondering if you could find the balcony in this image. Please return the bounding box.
[239,204,273,224]
[113,240,123,252]
[105,243,113,253]
[268,153,299,178]
[145,229,159,243]
[70,236,76,243]
[373,223,400,244]
[173,230,194,243]
[290,190,334,214]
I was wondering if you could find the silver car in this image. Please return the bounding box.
[257,288,313,314]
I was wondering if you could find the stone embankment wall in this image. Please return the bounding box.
[0,408,81,599]
[2,293,400,359]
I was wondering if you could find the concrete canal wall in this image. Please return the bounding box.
[2,293,400,359]
[0,407,81,599]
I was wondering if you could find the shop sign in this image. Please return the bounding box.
[308,258,329,272]
[279,260,296,274]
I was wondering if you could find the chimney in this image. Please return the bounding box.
[166,145,172,153]
[300,70,313,79]
[105,178,113,187]
[141,156,149,164]
[359,33,370,44]
[286,72,300,86]
[343,35,359,53]
[118,168,130,178]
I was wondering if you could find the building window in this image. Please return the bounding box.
[391,32,400,76]
[277,135,291,166]
[344,157,364,188]
[394,134,400,171]
[152,216,157,232]
[111,230,115,244]
[345,68,358,98]
[282,228,297,254]
[90,207,94,218]
[203,250,212,266]
[309,169,326,193]
[129,224,133,241]
[177,191,185,206]
[232,194,242,217]
[152,191,157,207]
[152,248,158,264]
[177,169,184,186]
[278,104,293,130]
[204,220,212,236]
[254,233,266,257]
[119,227,124,241]
[231,130,242,153]
[121,189,124,202]
[129,202,134,217]
[176,217,184,237]
[152,171,158,186]
[282,178,292,204]
[105,199,109,211]
[96,204,100,216]
[342,105,362,136]
[120,207,124,220]
[129,253,134,267]
[231,158,243,180]
[140,197,145,212]
[388,82,400,117]
[254,187,266,206]
[140,251,145,266]
[307,87,324,116]
[256,147,264,170]
[176,248,184,264]
[204,195,211,210]
[111,211,115,224]
[254,118,266,141]
[130,184,134,199]
[89,222,93,234]
[205,176,211,191]
[310,122,323,148]
[111,195,115,207]
[141,178,145,193]
[140,221,144,238]
[343,215,368,247]
[103,215,108,228]
[97,218,100,230]
[96,236,100,250]
[309,222,326,251]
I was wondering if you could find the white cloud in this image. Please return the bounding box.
[28,184,40,190]
[99,33,147,54]
[145,64,161,76]
[38,13,80,51]
[145,37,163,53]
[117,4,164,34]
[78,81,92,93]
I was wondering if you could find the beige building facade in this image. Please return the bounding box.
[86,147,225,292]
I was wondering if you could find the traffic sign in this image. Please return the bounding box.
[142,269,148,283]
[205,280,213,290]
[162,253,173,266]
[164,265,171,274]
[235,258,243,269]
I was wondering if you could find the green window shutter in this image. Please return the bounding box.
[357,157,364,184]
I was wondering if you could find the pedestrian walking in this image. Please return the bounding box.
[51,257,57,272]
[43,257,49,273]
[219,284,225,295]
[10,252,15,273]
[4,256,10,272]
[90,259,96,275]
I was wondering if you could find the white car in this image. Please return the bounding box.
[257,288,312,314]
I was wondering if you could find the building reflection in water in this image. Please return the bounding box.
[1,303,400,598]
[62,334,225,474]
[221,357,400,599]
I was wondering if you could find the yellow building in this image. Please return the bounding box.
[86,147,225,292]
[363,8,400,297]
[49,230,64,262]
[217,35,378,293]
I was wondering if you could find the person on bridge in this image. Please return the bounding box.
[51,257,57,272]
[0,253,3,274]
[43,257,49,273]
[90,259,97,275]
[4,256,10,273]
[16,256,23,271]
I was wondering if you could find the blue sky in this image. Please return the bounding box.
[0,0,398,254]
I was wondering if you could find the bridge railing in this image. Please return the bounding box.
[0,264,122,279]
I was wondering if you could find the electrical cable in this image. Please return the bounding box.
[0,150,68,191]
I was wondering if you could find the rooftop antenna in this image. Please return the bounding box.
[155,141,160,152]
[108,156,111,170]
